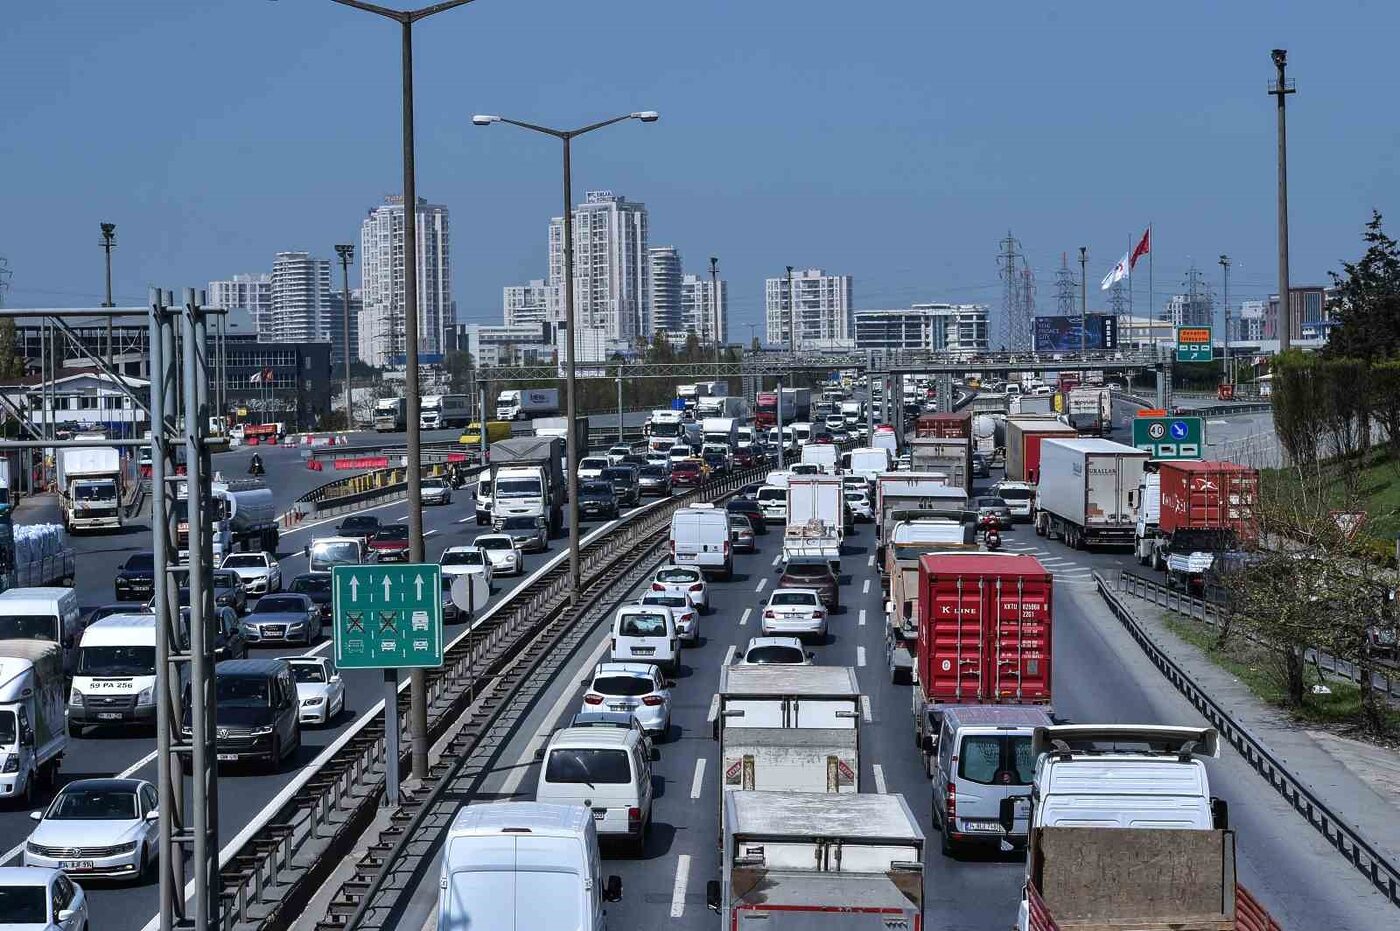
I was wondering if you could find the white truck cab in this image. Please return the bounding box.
[437,802,622,931]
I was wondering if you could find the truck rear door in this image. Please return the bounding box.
[1083,454,1129,527]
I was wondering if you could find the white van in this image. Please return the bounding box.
[67,613,164,734]
[799,444,838,473]
[536,726,657,855]
[755,485,788,524]
[791,422,813,445]
[669,504,732,579]
[437,802,622,931]
[0,588,83,675]
[610,605,679,674]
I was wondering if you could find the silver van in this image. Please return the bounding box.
[930,704,1053,857]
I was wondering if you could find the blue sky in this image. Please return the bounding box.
[2,0,1397,340]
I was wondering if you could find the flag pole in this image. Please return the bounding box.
[1126,232,1132,346]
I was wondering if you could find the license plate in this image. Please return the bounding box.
[631,647,655,656]
[592,809,606,821]
[609,704,633,712]
[59,860,93,870]
[217,753,238,762]
[964,821,1004,833]
[97,712,123,720]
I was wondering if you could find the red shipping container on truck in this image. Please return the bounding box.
[1157,460,1259,537]
[914,410,972,439]
[917,552,1053,705]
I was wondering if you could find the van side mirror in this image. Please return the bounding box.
[303,545,311,557]
[604,874,623,902]
[145,809,160,822]
[534,747,545,761]
[1211,797,1229,830]
[57,910,75,922]
[706,880,721,912]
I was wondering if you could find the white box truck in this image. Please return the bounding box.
[420,393,472,430]
[495,388,560,421]
[874,474,968,567]
[701,417,739,448]
[1034,438,1149,549]
[707,791,924,928]
[1065,386,1112,435]
[57,447,123,532]
[0,640,66,804]
[784,475,844,567]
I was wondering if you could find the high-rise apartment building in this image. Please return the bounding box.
[359,194,453,367]
[503,279,550,327]
[765,268,853,348]
[680,274,728,344]
[327,289,362,368]
[648,247,683,338]
[271,252,334,345]
[548,191,650,345]
[208,274,273,340]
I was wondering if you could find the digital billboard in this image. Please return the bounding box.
[1033,314,1118,353]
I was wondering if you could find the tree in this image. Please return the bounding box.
[0,320,27,380]
[1325,211,1400,360]
[442,349,473,394]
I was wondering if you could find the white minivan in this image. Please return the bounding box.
[536,726,657,855]
[67,613,167,735]
[437,802,623,931]
[755,485,788,524]
[610,605,679,674]
[0,588,83,675]
[669,504,732,579]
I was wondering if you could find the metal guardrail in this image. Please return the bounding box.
[1097,571,1400,908]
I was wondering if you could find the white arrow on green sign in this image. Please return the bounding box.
[332,564,444,669]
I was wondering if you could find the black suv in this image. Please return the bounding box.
[601,465,641,507]
[579,480,620,520]
[115,552,157,601]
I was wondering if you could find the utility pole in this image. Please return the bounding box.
[335,244,355,429]
[1270,49,1296,353]
[1219,254,1231,386]
[786,265,795,353]
[1078,247,1088,360]
[710,255,720,364]
[1054,252,1077,317]
[100,223,116,375]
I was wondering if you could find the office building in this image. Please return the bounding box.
[853,304,988,353]
[681,274,728,345]
[548,191,650,344]
[503,279,550,327]
[1166,291,1214,329]
[1266,286,1330,343]
[765,268,853,348]
[208,274,273,340]
[460,323,555,368]
[271,251,334,346]
[649,247,683,337]
[359,194,453,367]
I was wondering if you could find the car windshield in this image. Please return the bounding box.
[771,591,818,607]
[254,596,305,614]
[618,613,668,637]
[78,645,155,676]
[223,554,266,568]
[745,645,806,664]
[844,491,865,501]
[125,553,155,571]
[502,517,540,531]
[422,479,446,489]
[998,487,1033,501]
[592,675,654,697]
[640,466,665,477]
[496,478,542,499]
[581,482,613,495]
[978,497,1008,508]
[655,568,699,584]
[784,564,831,579]
[0,886,45,921]
[580,458,607,470]
[218,676,269,707]
[49,786,138,821]
[757,488,786,502]
[609,447,630,456]
[544,748,631,785]
[673,462,698,473]
[291,663,327,684]
[441,550,484,566]
[340,517,378,531]
[0,614,57,640]
[374,527,410,541]
[477,537,511,551]
[958,734,1035,786]
[0,709,16,744]
[290,575,332,594]
[601,468,632,482]
[212,571,241,589]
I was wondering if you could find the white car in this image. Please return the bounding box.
[993,481,1036,522]
[649,564,708,612]
[421,477,452,506]
[606,445,632,465]
[639,590,700,645]
[0,866,88,931]
[761,588,828,640]
[220,552,281,596]
[667,445,693,466]
[474,534,522,576]
[24,778,158,883]
[288,656,346,726]
[580,662,672,737]
[738,636,814,665]
[578,457,609,481]
[844,489,874,522]
[439,546,494,588]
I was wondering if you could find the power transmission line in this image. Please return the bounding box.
[1054,252,1077,317]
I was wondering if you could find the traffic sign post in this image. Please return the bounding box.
[1176,326,1213,363]
[332,564,444,806]
[1132,414,1205,459]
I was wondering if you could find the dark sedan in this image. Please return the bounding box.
[114,552,157,601]
[973,495,1013,528]
[725,498,768,534]
[601,465,641,506]
[288,572,334,623]
[637,465,672,497]
[336,514,382,543]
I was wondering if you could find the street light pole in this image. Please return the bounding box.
[1078,247,1088,360]
[473,110,659,601]
[710,256,720,365]
[786,265,795,353]
[100,223,116,374]
[336,244,355,430]
[1270,49,1296,353]
[326,0,482,788]
[1219,254,1231,387]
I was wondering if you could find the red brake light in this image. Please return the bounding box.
[652,583,665,591]
[627,806,641,826]
[764,610,776,619]
[642,695,664,706]
[689,583,703,592]
[946,777,957,819]
[583,693,604,705]
[812,609,825,619]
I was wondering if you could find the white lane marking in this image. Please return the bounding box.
[867,554,875,567]
[424,529,439,537]
[1208,419,1228,425]
[456,516,474,523]
[862,579,870,595]
[739,608,751,626]
[858,609,867,627]
[398,515,410,523]
[707,693,720,723]
[723,644,736,667]
[755,578,768,593]
[872,763,887,794]
[771,553,781,567]
[670,854,692,918]
[0,840,23,866]
[690,759,707,800]
[861,694,873,723]
[857,646,867,667]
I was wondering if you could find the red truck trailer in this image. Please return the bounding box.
[914,410,972,439]
[1156,460,1259,591]
[1004,417,1078,484]
[912,552,1052,769]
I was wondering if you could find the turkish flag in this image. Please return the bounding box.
[1129,228,1151,269]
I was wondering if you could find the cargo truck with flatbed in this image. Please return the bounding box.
[783,475,845,570]
[1033,438,1149,549]
[874,474,967,567]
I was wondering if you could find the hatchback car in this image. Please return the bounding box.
[638,590,700,645]
[738,636,813,665]
[220,552,281,595]
[844,489,874,522]
[606,445,632,465]
[667,444,693,465]
[973,495,1013,528]
[650,564,708,612]
[777,557,840,611]
[670,459,705,487]
[578,480,620,520]
[0,866,88,930]
[643,451,671,470]
[241,593,322,645]
[335,514,382,544]
[368,524,411,562]
[729,514,757,553]
[761,588,828,640]
[474,533,522,576]
[579,662,672,738]
[23,778,158,882]
[567,710,652,757]
[287,656,345,726]
[725,498,769,534]
[972,452,990,478]
[637,465,672,497]
[497,515,549,553]
[421,477,452,506]
[601,465,641,506]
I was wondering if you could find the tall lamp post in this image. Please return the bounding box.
[1219,254,1231,387]
[1270,49,1296,353]
[335,244,355,429]
[99,223,116,374]
[314,0,483,791]
[710,256,720,364]
[472,110,659,600]
[1078,247,1088,360]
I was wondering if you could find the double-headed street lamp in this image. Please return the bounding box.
[472,111,658,600]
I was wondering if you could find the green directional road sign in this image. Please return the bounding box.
[1176,326,1213,363]
[332,564,444,669]
[1132,415,1205,460]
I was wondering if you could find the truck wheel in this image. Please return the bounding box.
[939,820,957,858]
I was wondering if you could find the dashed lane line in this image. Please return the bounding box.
[858,609,867,626]
[867,554,875,567]
[739,608,751,626]
[771,554,781,567]
[755,578,768,593]
[857,646,867,667]
[873,763,887,794]
[861,694,873,723]
[862,579,871,595]
[670,854,692,918]
[690,759,707,800]
[723,644,736,667]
